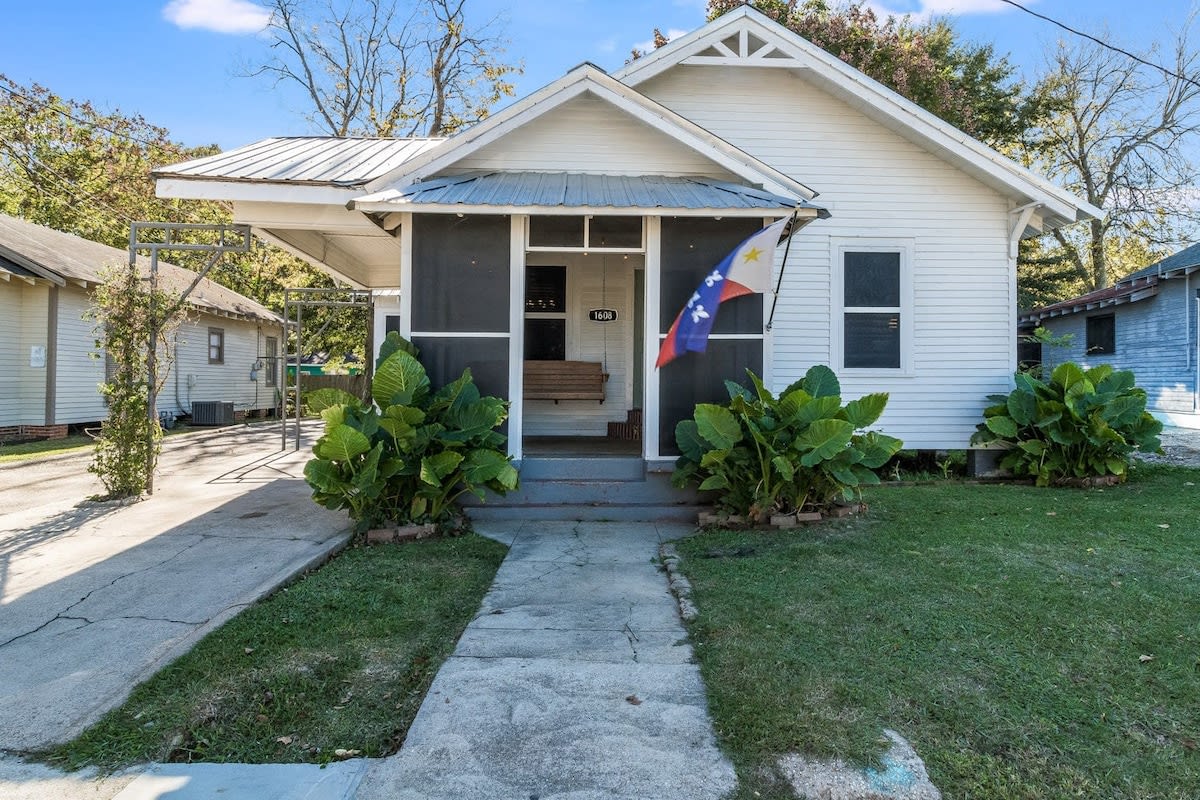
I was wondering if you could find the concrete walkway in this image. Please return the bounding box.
[356,520,736,800]
[0,518,735,799]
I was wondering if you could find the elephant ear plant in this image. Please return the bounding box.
[303,337,518,533]
[971,362,1162,486]
[672,365,903,523]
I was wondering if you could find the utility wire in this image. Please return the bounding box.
[998,0,1200,90]
[0,80,180,151]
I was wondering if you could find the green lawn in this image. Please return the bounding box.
[0,434,93,463]
[46,534,506,771]
[675,465,1200,800]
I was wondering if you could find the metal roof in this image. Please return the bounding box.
[353,172,829,214]
[0,214,283,324]
[1122,242,1200,282]
[154,137,445,186]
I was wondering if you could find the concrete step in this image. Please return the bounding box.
[464,472,705,508]
[518,456,646,482]
[465,503,702,522]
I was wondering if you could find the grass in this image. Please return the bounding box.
[0,435,93,463]
[674,464,1200,800]
[45,533,506,772]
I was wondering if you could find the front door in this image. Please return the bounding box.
[522,252,640,438]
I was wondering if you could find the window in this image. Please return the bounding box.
[264,336,278,387]
[1086,314,1115,355]
[384,314,401,334]
[208,327,225,364]
[836,246,908,371]
[525,266,566,360]
[527,215,643,251]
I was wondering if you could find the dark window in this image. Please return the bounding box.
[385,315,401,334]
[525,266,566,312]
[208,328,225,365]
[264,336,278,387]
[1086,314,1115,355]
[589,216,642,248]
[525,319,566,360]
[843,251,901,369]
[529,216,585,248]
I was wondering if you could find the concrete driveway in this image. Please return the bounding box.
[0,422,350,753]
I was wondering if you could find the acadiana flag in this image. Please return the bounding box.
[656,216,791,368]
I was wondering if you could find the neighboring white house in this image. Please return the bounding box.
[154,6,1100,463]
[0,213,284,440]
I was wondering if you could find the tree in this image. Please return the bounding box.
[704,0,1044,149]
[249,0,520,137]
[1021,28,1200,291]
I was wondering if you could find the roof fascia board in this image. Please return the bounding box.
[252,227,368,289]
[0,242,67,286]
[354,201,818,218]
[232,200,393,235]
[361,66,815,201]
[615,6,1101,224]
[156,177,361,206]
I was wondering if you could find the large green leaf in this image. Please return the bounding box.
[1095,369,1136,395]
[856,432,903,468]
[303,458,345,492]
[794,395,842,426]
[695,404,742,449]
[802,364,840,398]
[985,415,1019,439]
[1051,362,1088,392]
[308,387,363,413]
[372,349,431,409]
[1099,394,1146,428]
[376,331,419,368]
[842,393,889,428]
[314,424,371,462]
[797,418,854,467]
[675,420,706,462]
[1006,389,1038,427]
[462,448,518,490]
[420,451,464,485]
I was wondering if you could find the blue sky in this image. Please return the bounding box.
[1,0,1197,150]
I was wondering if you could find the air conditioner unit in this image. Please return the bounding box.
[191,401,234,425]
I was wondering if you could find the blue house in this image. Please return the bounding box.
[1022,244,1200,429]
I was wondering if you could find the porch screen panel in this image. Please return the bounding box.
[411,337,509,401]
[658,340,763,456]
[658,217,766,457]
[412,214,510,332]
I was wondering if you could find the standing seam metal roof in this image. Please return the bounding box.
[352,172,828,213]
[153,137,445,186]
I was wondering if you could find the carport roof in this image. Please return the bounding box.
[351,172,830,216]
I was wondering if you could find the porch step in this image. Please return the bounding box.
[517,456,645,482]
[462,470,710,518]
[465,503,701,522]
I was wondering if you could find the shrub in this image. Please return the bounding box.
[303,337,518,532]
[672,366,903,522]
[970,362,1162,486]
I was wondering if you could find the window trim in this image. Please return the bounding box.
[208,327,225,365]
[525,215,645,253]
[831,239,914,375]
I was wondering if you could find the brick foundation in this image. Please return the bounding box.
[0,424,70,443]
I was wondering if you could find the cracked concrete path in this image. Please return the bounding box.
[0,423,349,752]
[356,520,737,800]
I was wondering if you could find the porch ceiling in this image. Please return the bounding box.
[351,172,830,218]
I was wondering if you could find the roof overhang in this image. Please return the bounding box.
[350,172,829,220]
[614,5,1102,233]
[0,243,66,286]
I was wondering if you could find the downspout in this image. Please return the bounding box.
[1194,288,1199,413]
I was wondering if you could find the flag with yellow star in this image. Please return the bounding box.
[656,215,791,368]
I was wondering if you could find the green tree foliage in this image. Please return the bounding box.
[0,75,369,363]
[86,262,187,498]
[705,0,1043,149]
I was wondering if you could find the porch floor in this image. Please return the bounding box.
[522,436,641,457]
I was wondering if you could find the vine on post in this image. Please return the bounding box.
[86,261,185,499]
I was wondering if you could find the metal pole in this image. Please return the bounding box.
[294,299,303,451]
[765,211,799,332]
[145,249,159,494]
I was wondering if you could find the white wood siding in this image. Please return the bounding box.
[164,316,275,419]
[1,281,49,426]
[453,94,741,179]
[54,286,107,425]
[642,66,1015,448]
[523,253,636,436]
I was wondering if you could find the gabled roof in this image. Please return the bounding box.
[0,214,282,324]
[614,5,1102,233]
[352,171,829,217]
[357,62,817,202]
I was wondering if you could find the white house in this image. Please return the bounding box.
[0,213,284,440]
[154,6,1099,467]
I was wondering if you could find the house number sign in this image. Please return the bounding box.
[589,308,618,322]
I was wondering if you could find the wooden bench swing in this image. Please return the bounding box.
[523,360,607,403]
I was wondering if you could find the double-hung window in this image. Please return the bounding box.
[835,244,911,371]
[208,327,225,365]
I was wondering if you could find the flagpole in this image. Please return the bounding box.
[765,210,799,331]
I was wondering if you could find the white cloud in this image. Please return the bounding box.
[865,0,1021,23]
[162,0,271,35]
[631,28,689,55]
[596,37,617,54]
